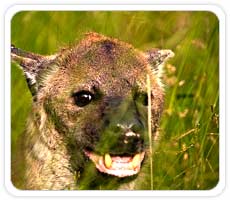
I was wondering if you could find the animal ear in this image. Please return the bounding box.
[145,49,174,76]
[11,45,57,96]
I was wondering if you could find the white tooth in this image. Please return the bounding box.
[128,162,134,170]
[132,153,141,169]
[104,153,112,169]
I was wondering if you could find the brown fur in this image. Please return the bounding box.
[11,32,174,190]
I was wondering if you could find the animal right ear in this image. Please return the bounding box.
[11,45,57,96]
[145,49,174,77]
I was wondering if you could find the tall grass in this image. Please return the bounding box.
[11,11,219,190]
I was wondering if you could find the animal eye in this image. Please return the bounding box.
[134,93,148,106]
[73,91,94,107]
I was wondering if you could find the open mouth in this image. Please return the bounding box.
[84,150,145,177]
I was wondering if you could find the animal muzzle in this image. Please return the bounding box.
[104,122,146,155]
[84,96,148,177]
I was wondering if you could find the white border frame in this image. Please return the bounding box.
[5,4,226,197]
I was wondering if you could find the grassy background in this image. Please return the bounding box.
[11,11,219,190]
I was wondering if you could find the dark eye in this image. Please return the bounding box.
[134,93,148,106]
[73,91,94,107]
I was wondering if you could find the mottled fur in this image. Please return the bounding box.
[11,33,173,190]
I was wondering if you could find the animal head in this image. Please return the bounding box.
[11,32,174,178]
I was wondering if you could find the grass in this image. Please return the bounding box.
[11,11,219,190]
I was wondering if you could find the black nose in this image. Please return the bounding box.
[116,117,144,133]
[107,122,145,155]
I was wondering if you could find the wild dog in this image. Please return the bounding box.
[11,32,174,190]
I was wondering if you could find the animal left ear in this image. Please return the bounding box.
[145,49,174,76]
[11,45,57,96]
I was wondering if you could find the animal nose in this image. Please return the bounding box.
[117,123,141,140]
[116,117,144,133]
[122,129,142,147]
[107,122,145,155]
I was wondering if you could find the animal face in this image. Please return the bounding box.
[11,32,174,189]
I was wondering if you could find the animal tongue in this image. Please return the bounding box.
[84,150,145,177]
[111,156,132,163]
